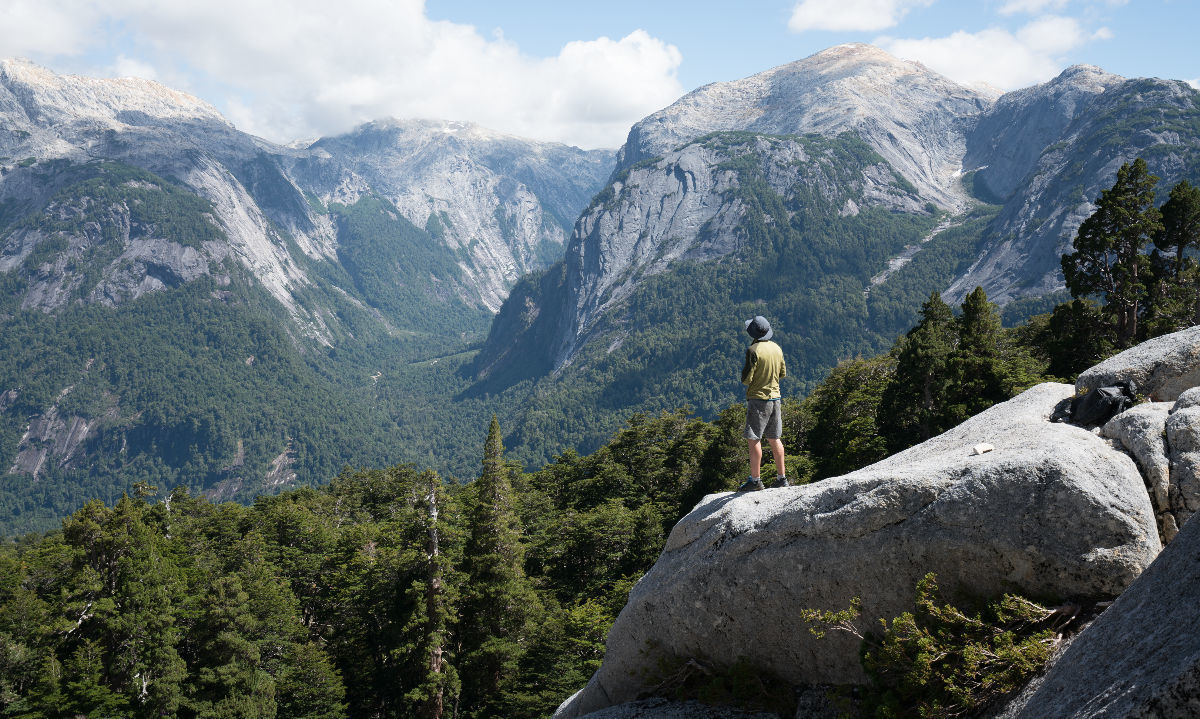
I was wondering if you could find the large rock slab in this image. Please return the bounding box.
[556,383,1160,719]
[999,508,1200,718]
[1166,388,1200,531]
[1101,388,1200,543]
[1077,325,1200,401]
[1102,402,1177,542]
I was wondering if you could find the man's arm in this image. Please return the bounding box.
[741,348,755,384]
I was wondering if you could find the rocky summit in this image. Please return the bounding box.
[557,327,1200,719]
[617,44,995,210]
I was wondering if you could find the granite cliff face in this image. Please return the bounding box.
[951,68,1200,302]
[0,58,321,317]
[293,119,613,311]
[551,133,926,369]
[0,59,613,320]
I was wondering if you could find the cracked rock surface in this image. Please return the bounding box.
[997,498,1200,719]
[557,383,1160,719]
[1166,388,1200,534]
[1102,403,1177,542]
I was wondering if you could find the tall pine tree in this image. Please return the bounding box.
[878,292,957,452]
[1146,179,1200,334]
[948,287,1011,423]
[397,469,458,719]
[1062,158,1163,346]
[455,417,539,719]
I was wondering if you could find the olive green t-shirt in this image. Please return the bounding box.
[741,340,786,400]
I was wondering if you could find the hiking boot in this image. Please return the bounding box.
[737,477,765,492]
[770,476,790,488]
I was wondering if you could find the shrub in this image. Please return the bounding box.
[802,573,1058,719]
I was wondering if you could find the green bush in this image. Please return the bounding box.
[803,573,1057,719]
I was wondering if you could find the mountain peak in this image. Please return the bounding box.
[616,43,994,208]
[1047,63,1125,93]
[791,42,924,73]
[0,58,227,128]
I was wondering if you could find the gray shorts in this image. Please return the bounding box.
[744,398,782,440]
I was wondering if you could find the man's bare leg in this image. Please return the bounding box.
[747,439,763,479]
[767,438,786,478]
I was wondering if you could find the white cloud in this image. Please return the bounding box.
[878,15,1105,89]
[0,0,684,149]
[788,0,934,33]
[109,55,158,81]
[1189,79,1200,90]
[0,0,103,57]
[998,0,1070,15]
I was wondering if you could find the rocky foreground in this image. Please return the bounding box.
[558,326,1200,719]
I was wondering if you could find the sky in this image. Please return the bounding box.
[1,0,1196,150]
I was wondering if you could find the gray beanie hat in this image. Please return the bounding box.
[744,315,773,341]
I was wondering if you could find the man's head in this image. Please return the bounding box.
[744,315,773,341]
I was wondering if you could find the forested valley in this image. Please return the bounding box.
[1,159,1197,719]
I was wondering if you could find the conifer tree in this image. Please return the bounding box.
[185,574,278,719]
[456,417,538,719]
[948,287,1010,423]
[1146,179,1200,333]
[1156,179,1200,274]
[63,639,130,718]
[1031,298,1114,379]
[1062,158,1163,346]
[397,469,458,719]
[878,292,957,452]
[802,355,894,479]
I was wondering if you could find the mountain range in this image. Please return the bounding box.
[0,57,612,531]
[1,44,1199,531]
[472,44,1200,461]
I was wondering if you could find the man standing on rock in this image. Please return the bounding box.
[739,315,789,491]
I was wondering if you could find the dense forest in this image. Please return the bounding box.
[0,161,507,534]
[1,158,1197,718]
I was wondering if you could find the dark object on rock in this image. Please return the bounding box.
[1051,382,1136,426]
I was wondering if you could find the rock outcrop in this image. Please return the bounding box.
[557,382,1161,718]
[1102,402,1178,541]
[996,500,1200,719]
[1078,325,1200,401]
[1165,388,1200,536]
